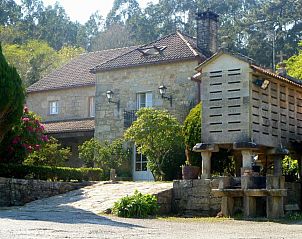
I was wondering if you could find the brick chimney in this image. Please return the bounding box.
[196,10,219,56]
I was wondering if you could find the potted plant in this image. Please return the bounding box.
[182,103,202,179]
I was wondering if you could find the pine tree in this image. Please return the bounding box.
[0,44,25,143]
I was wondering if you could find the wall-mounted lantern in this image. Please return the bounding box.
[158,85,173,107]
[106,90,120,110]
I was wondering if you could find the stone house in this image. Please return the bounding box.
[27,10,220,179]
[91,11,219,180]
[26,47,136,166]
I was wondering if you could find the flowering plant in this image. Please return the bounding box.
[4,107,48,163]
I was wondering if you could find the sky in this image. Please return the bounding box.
[38,0,158,24]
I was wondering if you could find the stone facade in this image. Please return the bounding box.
[0,177,92,207]
[26,85,95,122]
[95,60,199,142]
[172,178,221,216]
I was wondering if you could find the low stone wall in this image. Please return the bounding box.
[156,189,173,214]
[0,177,93,207]
[172,178,221,216]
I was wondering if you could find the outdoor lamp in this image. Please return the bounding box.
[253,78,270,90]
[158,85,173,107]
[106,90,120,110]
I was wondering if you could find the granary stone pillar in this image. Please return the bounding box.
[193,143,218,179]
[201,151,212,179]
[241,150,253,171]
[233,142,260,175]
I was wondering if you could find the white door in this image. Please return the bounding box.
[132,145,154,181]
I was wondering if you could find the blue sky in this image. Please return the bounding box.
[37,0,158,24]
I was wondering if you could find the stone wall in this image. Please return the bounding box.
[26,86,95,122]
[0,177,92,207]
[173,178,221,216]
[95,60,199,142]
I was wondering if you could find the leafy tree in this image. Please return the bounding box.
[78,138,130,174]
[91,23,136,51]
[24,137,71,167]
[124,108,184,181]
[3,40,84,86]
[0,44,25,144]
[183,103,202,166]
[286,41,302,80]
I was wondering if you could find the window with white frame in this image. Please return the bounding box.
[89,96,95,117]
[136,92,152,109]
[49,101,59,115]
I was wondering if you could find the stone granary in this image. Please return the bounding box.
[192,49,302,218]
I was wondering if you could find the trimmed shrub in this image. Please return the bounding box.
[0,164,106,182]
[112,190,159,218]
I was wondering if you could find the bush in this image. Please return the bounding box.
[78,138,131,174]
[183,103,202,166]
[0,163,105,182]
[112,190,159,218]
[24,137,71,166]
[0,107,48,163]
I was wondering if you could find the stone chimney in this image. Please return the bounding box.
[196,9,219,56]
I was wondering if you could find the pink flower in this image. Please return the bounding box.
[40,124,45,131]
[24,107,29,114]
[41,135,48,142]
[35,144,40,150]
[22,117,30,123]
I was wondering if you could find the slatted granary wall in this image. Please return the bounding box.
[201,67,250,144]
[251,75,302,148]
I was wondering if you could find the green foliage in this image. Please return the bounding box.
[0,43,25,144]
[124,108,185,181]
[112,190,159,218]
[0,163,105,182]
[78,138,131,174]
[183,103,202,166]
[3,40,84,86]
[0,107,47,163]
[286,41,302,80]
[24,137,71,167]
[282,156,299,181]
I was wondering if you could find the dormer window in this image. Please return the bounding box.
[137,45,167,56]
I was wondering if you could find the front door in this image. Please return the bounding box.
[132,145,154,181]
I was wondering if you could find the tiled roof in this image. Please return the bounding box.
[251,65,302,88]
[27,46,136,93]
[43,119,95,134]
[91,31,204,72]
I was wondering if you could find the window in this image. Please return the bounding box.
[135,151,148,171]
[137,92,152,109]
[49,101,59,115]
[89,96,95,117]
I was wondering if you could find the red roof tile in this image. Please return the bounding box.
[43,119,95,133]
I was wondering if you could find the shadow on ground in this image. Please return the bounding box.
[0,187,144,229]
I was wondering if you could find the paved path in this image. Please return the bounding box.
[0,181,302,239]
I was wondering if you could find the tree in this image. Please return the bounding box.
[286,41,302,80]
[124,108,184,181]
[0,44,25,144]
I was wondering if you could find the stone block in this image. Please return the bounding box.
[192,179,210,187]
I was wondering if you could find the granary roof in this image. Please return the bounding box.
[43,118,94,134]
[27,46,137,93]
[91,31,205,73]
[194,49,302,88]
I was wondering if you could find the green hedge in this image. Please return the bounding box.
[0,164,106,182]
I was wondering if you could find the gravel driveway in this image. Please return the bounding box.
[0,181,302,239]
